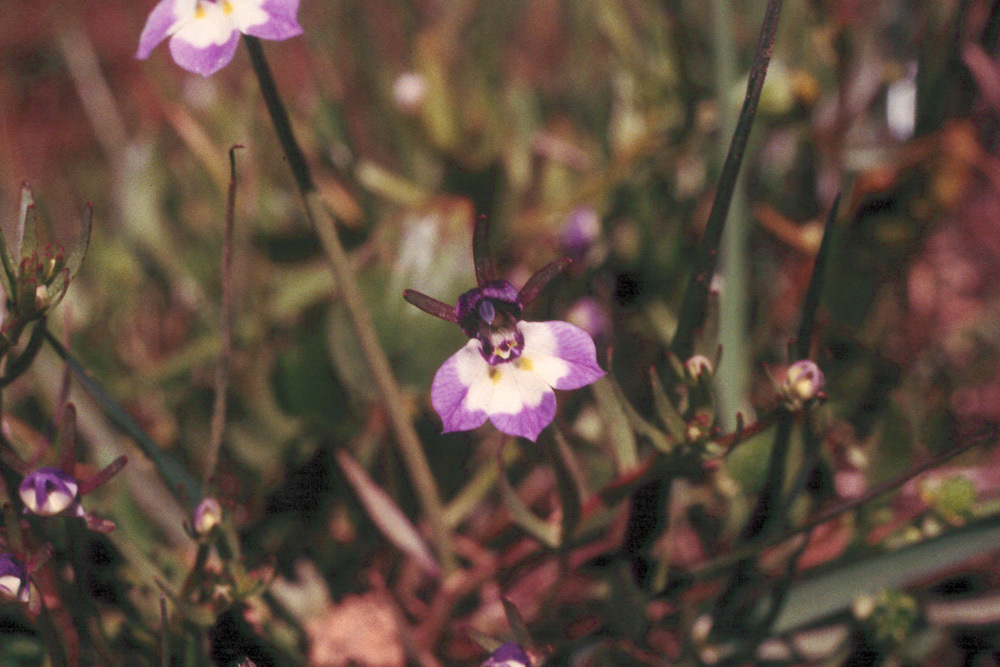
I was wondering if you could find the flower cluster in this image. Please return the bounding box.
[405,219,604,441]
[137,0,303,77]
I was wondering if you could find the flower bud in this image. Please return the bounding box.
[20,467,79,516]
[783,360,824,405]
[392,72,427,114]
[193,497,223,537]
[482,643,531,667]
[685,355,714,381]
[559,206,601,259]
[0,553,28,602]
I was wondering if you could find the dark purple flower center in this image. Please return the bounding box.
[456,281,525,365]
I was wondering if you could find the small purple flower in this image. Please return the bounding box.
[136,0,303,77]
[20,467,80,517]
[405,219,604,442]
[0,554,29,603]
[482,643,531,667]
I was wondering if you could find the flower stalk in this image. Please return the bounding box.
[243,35,455,572]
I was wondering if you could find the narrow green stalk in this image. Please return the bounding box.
[711,0,750,431]
[36,597,70,667]
[243,36,455,573]
[160,596,170,667]
[203,146,241,487]
[670,0,783,360]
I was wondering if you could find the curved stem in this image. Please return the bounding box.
[243,36,455,573]
[0,320,46,388]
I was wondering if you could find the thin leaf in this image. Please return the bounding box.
[335,449,442,577]
[466,628,502,654]
[794,193,840,359]
[55,403,77,473]
[502,598,534,649]
[497,456,560,549]
[591,377,639,470]
[43,329,199,506]
[649,369,687,442]
[545,432,583,543]
[64,203,92,282]
[670,0,784,359]
[18,188,36,264]
[771,516,1000,634]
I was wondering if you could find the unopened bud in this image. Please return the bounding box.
[193,497,223,537]
[685,355,714,380]
[392,72,427,114]
[783,360,824,404]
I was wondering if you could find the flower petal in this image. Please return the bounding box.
[431,340,491,433]
[487,362,556,441]
[243,0,303,40]
[518,320,605,390]
[136,0,184,59]
[168,29,241,76]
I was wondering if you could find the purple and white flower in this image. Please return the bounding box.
[20,467,81,517]
[18,454,127,532]
[405,219,604,442]
[0,554,29,603]
[136,0,303,77]
[481,643,532,667]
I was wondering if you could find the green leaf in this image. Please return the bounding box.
[17,184,36,263]
[649,369,687,441]
[591,377,639,469]
[43,329,200,507]
[770,516,1000,634]
[62,203,92,284]
[497,456,560,549]
[336,448,441,577]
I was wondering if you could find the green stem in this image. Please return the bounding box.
[243,36,455,573]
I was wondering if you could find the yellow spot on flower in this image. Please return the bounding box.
[489,368,501,383]
[517,358,533,371]
[194,5,206,18]
[222,0,234,14]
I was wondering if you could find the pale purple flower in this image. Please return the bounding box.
[136,0,303,77]
[0,554,28,603]
[482,643,531,667]
[405,220,604,442]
